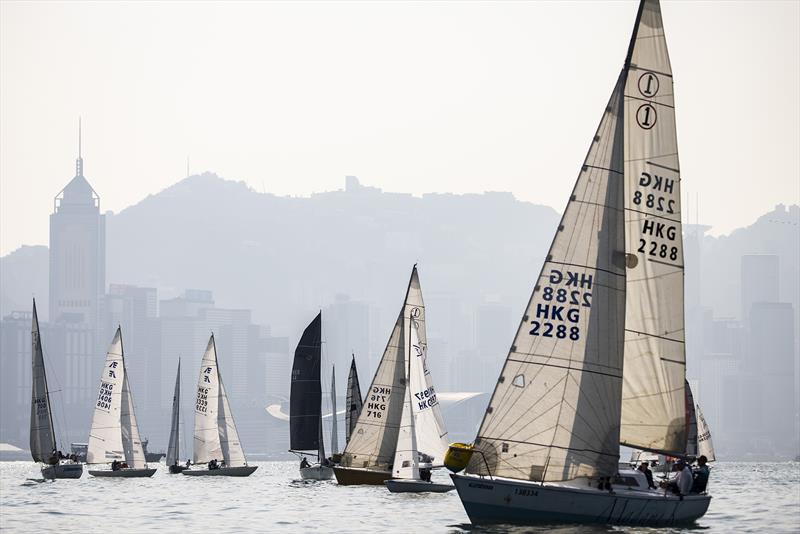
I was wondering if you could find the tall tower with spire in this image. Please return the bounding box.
[49,120,106,334]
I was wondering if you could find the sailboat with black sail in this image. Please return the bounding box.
[448,0,711,525]
[87,327,156,477]
[30,299,83,479]
[290,312,333,480]
[166,359,185,474]
[183,334,256,476]
[335,265,449,486]
[345,354,363,445]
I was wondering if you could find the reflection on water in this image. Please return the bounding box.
[1,462,797,533]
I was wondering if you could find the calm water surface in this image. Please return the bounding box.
[1,461,797,533]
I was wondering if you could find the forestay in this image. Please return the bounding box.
[620,0,687,457]
[30,300,56,463]
[467,74,627,482]
[166,359,181,466]
[87,328,126,464]
[345,355,363,444]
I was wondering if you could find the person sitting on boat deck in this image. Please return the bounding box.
[419,467,432,482]
[208,459,219,470]
[320,456,331,467]
[691,455,710,493]
[300,457,310,469]
[185,459,192,468]
[637,461,656,489]
[120,461,129,469]
[662,459,692,496]
[111,459,120,471]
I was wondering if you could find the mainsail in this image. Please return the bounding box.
[88,327,146,466]
[289,313,323,456]
[330,365,339,454]
[696,404,716,462]
[193,334,248,466]
[341,267,425,471]
[166,359,181,466]
[467,73,627,481]
[345,354,363,444]
[619,0,687,457]
[30,299,56,463]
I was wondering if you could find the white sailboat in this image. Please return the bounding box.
[30,299,83,479]
[87,327,156,477]
[335,265,450,485]
[696,404,716,463]
[449,0,711,525]
[183,334,257,477]
[166,359,186,474]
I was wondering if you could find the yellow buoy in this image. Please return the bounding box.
[443,442,474,473]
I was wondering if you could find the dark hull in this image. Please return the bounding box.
[182,466,257,477]
[333,466,393,485]
[41,463,83,479]
[89,468,157,478]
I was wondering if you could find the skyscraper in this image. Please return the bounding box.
[49,122,105,333]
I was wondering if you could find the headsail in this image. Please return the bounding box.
[684,381,698,457]
[289,313,323,455]
[330,365,339,454]
[87,328,127,464]
[393,377,420,480]
[30,299,56,463]
[467,73,627,482]
[341,267,424,471]
[193,336,223,463]
[120,371,147,468]
[217,370,247,466]
[619,0,687,457]
[166,359,181,466]
[696,404,716,462]
[345,354,363,444]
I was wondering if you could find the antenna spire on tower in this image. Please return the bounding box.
[76,117,84,177]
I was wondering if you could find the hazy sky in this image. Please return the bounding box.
[1,1,798,256]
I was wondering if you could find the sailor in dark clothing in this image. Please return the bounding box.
[300,457,310,469]
[638,461,656,489]
[692,455,710,493]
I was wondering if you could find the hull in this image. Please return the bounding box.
[385,479,455,493]
[451,474,711,526]
[182,466,257,477]
[300,465,333,480]
[168,465,187,474]
[41,463,83,479]
[89,468,157,478]
[333,466,393,486]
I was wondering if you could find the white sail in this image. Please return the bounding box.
[87,328,126,464]
[620,0,687,456]
[468,73,627,482]
[392,378,419,480]
[696,404,716,462]
[166,359,181,466]
[217,371,247,466]
[330,366,339,454]
[120,372,147,468]
[408,308,449,465]
[193,336,223,463]
[341,267,423,471]
[30,300,56,463]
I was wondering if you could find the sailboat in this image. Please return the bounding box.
[183,334,257,477]
[448,0,712,525]
[290,313,333,480]
[345,354,363,445]
[335,265,450,486]
[30,299,83,479]
[696,404,716,462]
[87,327,156,477]
[166,359,186,474]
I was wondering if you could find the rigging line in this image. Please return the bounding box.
[506,358,623,380]
[511,352,624,373]
[624,328,684,344]
[645,161,680,173]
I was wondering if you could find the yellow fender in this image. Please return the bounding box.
[444,442,474,473]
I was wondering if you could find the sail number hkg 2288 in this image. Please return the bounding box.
[529,269,592,341]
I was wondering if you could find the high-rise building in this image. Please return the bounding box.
[49,125,105,335]
[740,255,779,321]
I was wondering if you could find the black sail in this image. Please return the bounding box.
[290,312,322,452]
[345,354,363,444]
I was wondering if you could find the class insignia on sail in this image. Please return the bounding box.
[450,0,713,526]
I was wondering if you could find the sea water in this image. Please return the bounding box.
[1,461,798,533]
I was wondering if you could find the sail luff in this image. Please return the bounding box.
[30,300,57,463]
[166,359,181,466]
[330,365,339,454]
[620,0,687,456]
[345,354,363,444]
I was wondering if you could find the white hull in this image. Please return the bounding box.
[300,465,333,480]
[385,479,454,493]
[41,463,83,479]
[182,466,257,477]
[89,468,157,478]
[451,474,710,526]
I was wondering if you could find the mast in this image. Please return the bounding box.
[30,299,57,463]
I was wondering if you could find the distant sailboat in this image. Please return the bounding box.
[449,0,712,525]
[87,327,156,477]
[696,404,716,463]
[30,299,83,479]
[290,313,333,480]
[330,365,339,454]
[335,265,449,485]
[345,354,363,445]
[183,334,257,477]
[166,359,186,474]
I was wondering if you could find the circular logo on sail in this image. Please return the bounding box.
[638,71,659,97]
[636,103,657,130]
[410,307,421,318]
